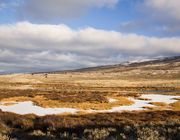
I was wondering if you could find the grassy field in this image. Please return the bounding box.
[0,59,179,110]
[0,57,179,139]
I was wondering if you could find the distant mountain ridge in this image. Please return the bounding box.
[42,55,180,74]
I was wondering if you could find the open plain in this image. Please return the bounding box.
[0,56,179,140]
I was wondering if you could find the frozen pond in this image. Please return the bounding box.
[0,94,179,116]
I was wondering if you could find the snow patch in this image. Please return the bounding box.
[140,94,179,104]
[0,101,78,116]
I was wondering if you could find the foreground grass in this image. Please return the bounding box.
[0,110,179,140]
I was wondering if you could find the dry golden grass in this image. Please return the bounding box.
[0,96,31,102]
[170,101,180,111]
[0,95,134,110]
[0,60,179,113]
[147,102,171,111]
[149,102,168,107]
[1,102,17,106]
[36,96,133,110]
[0,73,179,112]
[146,101,180,111]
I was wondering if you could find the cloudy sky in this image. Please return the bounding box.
[0,0,180,73]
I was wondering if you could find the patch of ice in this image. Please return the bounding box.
[140,94,179,104]
[0,101,78,116]
[109,98,154,112]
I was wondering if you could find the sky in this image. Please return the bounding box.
[0,0,180,73]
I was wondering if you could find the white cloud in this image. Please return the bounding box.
[0,22,179,73]
[18,0,119,19]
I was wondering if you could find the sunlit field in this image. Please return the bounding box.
[0,57,179,139]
